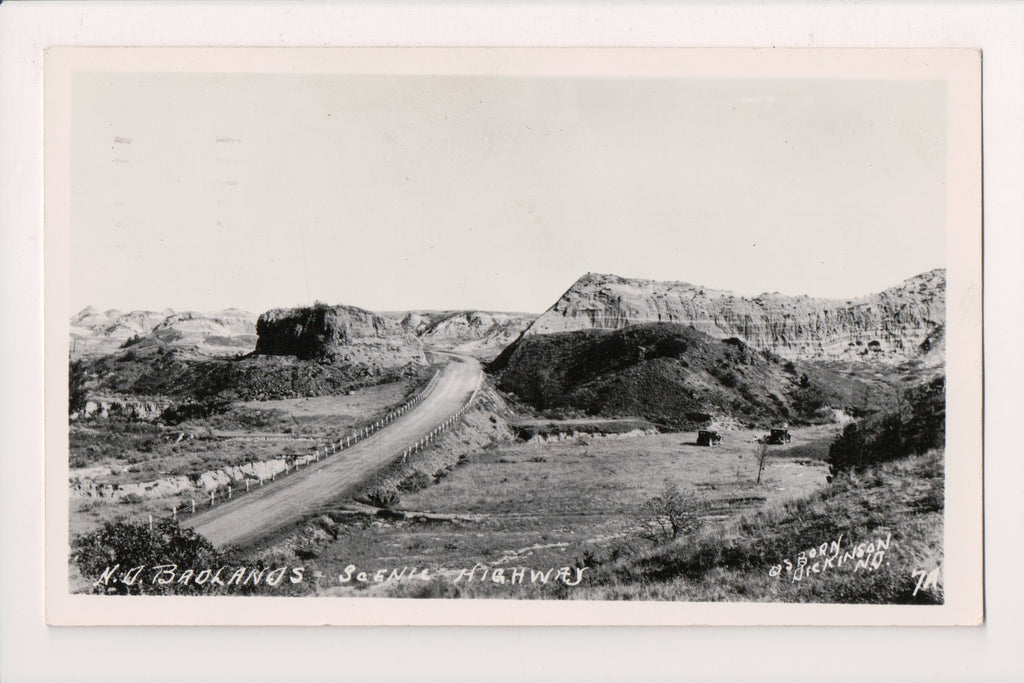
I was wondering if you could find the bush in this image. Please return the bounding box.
[365,486,400,508]
[397,470,433,493]
[73,520,222,595]
[791,383,827,416]
[637,481,707,544]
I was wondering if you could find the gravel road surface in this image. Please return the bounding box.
[184,354,482,549]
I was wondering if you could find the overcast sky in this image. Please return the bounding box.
[70,72,946,315]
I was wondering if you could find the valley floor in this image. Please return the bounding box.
[253,424,842,598]
[69,385,942,604]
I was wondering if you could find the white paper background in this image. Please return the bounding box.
[2,2,1022,681]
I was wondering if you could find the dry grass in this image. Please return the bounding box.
[570,450,944,603]
[261,425,839,598]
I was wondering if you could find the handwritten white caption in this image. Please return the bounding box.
[768,533,892,582]
[911,566,941,596]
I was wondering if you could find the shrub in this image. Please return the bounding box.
[791,383,827,416]
[365,486,400,508]
[637,481,707,545]
[73,520,222,595]
[397,470,433,493]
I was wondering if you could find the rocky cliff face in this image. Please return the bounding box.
[520,269,945,364]
[256,304,426,369]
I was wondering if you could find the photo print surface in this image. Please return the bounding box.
[45,48,983,625]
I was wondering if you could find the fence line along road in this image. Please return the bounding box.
[179,354,484,548]
[165,369,443,521]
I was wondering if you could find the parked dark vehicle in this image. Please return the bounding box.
[697,430,722,446]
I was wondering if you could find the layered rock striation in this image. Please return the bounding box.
[398,310,536,353]
[520,269,945,363]
[150,309,257,349]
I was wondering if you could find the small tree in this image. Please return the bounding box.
[638,480,706,544]
[826,422,869,480]
[756,438,770,485]
[69,359,88,415]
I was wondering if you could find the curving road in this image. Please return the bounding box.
[184,353,482,549]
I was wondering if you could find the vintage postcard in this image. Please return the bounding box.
[44,47,982,625]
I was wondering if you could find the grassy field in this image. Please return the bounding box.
[257,424,841,598]
[256,427,942,603]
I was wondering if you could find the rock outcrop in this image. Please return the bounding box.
[74,395,172,421]
[255,303,426,369]
[519,269,945,364]
[70,458,295,501]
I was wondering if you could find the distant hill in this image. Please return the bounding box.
[394,310,536,356]
[518,270,945,365]
[489,323,888,430]
[71,307,257,357]
[72,306,535,361]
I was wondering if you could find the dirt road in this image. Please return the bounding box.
[184,353,482,549]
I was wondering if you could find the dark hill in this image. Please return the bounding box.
[83,345,429,402]
[489,323,885,430]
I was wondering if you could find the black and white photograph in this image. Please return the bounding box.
[43,47,982,625]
